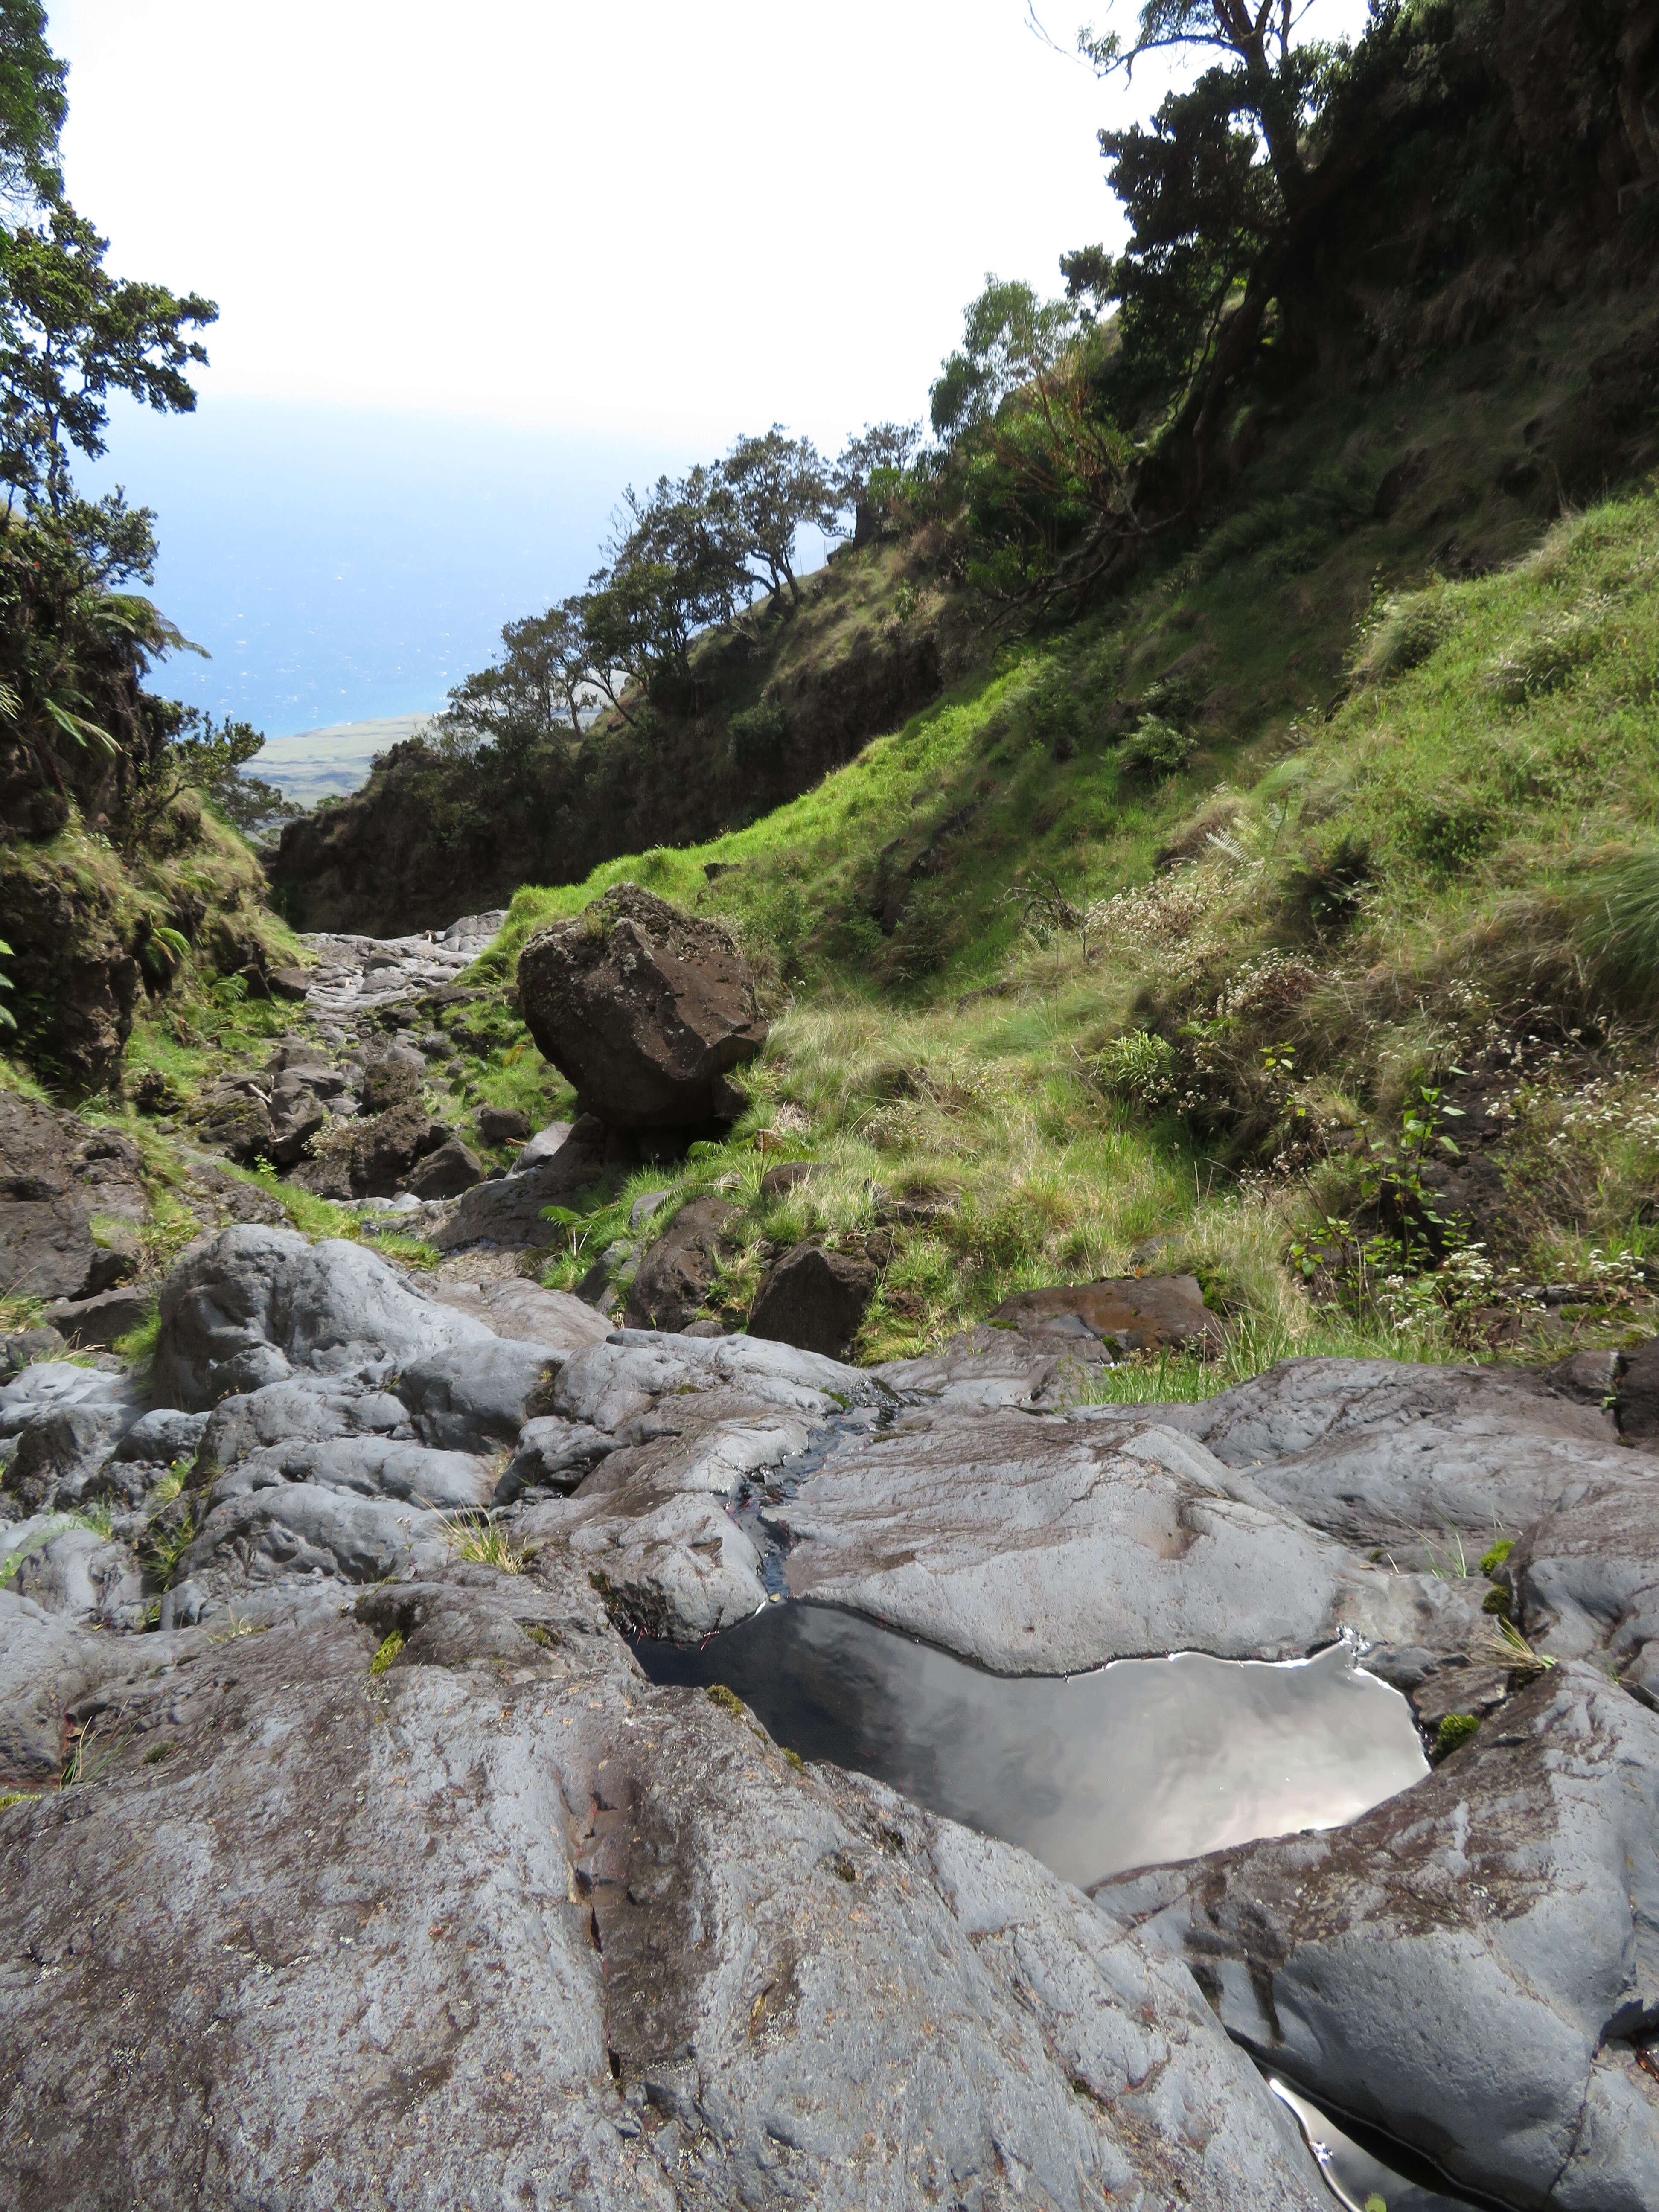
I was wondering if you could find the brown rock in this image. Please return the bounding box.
[990,1274,1224,1353]
[760,1159,819,1199]
[0,1091,148,1302]
[268,966,311,1001]
[623,1196,741,1332]
[407,1137,483,1200]
[350,1101,445,1198]
[749,1242,877,1362]
[360,1057,424,1114]
[517,884,767,1129]
[44,1285,155,1350]
[477,1106,531,1145]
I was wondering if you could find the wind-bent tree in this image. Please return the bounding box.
[1075,0,1386,475]
[721,426,836,603]
[442,598,600,756]
[930,277,1131,595]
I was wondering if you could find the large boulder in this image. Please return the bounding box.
[151,1225,495,1409]
[0,1564,1331,2212]
[517,884,767,1129]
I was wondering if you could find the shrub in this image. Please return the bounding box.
[1121,716,1197,779]
[1098,1029,1177,1107]
[1585,843,1659,998]
[1434,1712,1480,1758]
[729,699,789,770]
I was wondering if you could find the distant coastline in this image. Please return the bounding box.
[250,715,436,808]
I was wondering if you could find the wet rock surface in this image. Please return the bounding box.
[517,883,767,1129]
[4,1065,1659,2202]
[1097,1663,1659,2210]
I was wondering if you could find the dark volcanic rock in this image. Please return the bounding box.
[990,1272,1224,1353]
[749,1240,876,1361]
[622,1195,741,1332]
[1619,1332,1659,1439]
[477,1104,530,1144]
[1096,1662,1659,2209]
[43,1285,153,1350]
[407,1135,483,1199]
[433,1114,609,1251]
[518,884,767,1129]
[347,1098,444,1197]
[192,1087,274,1165]
[0,1091,148,1303]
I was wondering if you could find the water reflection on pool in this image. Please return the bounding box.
[634,1602,1427,1885]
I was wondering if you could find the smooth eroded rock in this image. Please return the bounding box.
[1096,1662,1659,2210]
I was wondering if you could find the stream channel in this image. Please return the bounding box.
[636,1600,1488,2211]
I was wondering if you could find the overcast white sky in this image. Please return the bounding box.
[47,0,1371,448]
[43,0,1373,735]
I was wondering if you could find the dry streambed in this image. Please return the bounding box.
[0,1217,1655,2208]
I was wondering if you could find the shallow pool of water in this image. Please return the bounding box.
[1271,2078,1491,2212]
[634,1602,1427,1886]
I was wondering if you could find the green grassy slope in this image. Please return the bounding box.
[471,458,1659,1378]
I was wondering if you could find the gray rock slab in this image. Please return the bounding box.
[214,1436,495,1513]
[0,1580,1329,2211]
[114,1406,209,1464]
[497,1413,617,1500]
[782,1405,1487,1674]
[876,1321,1109,1409]
[196,1377,411,1468]
[0,1360,137,1439]
[0,1588,147,1784]
[558,1329,876,1434]
[2,1387,146,1513]
[1508,1473,1659,1674]
[153,1224,493,1409]
[183,1479,453,1584]
[782,1409,1341,1671]
[1094,1661,1659,2210]
[6,1525,141,1622]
